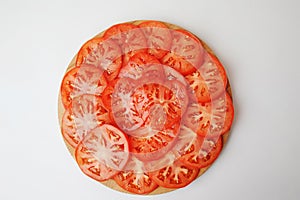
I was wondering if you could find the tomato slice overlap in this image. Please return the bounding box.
[61,65,107,108]
[60,21,234,194]
[75,124,129,181]
[114,156,158,194]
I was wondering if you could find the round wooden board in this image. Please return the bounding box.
[58,20,234,195]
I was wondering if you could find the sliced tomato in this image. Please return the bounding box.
[126,83,183,160]
[60,65,107,108]
[183,92,234,138]
[165,80,189,115]
[110,78,144,132]
[161,29,204,76]
[128,123,180,161]
[132,83,182,128]
[114,156,158,194]
[75,37,122,81]
[75,124,129,182]
[60,66,107,108]
[180,136,223,169]
[101,78,119,111]
[164,66,188,86]
[103,23,147,66]
[172,126,199,158]
[118,52,163,82]
[150,159,199,188]
[139,20,172,59]
[62,94,110,148]
[185,52,227,103]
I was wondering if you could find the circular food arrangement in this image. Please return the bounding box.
[58,20,234,195]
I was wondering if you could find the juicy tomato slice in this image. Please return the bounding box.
[75,124,129,182]
[183,92,234,138]
[138,20,172,59]
[110,78,143,132]
[180,135,223,169]
[132,83,183,128]
[150,159,199,188]
[118,52,163,81]
[60,65,107,108]
[75,37,122,81]
[165,80,189,115]
[126,83,183,160]
[164,66,188,86]
[103,23,147,66]
[114,156,158,194]
[161,29,204,76]
[128,123,180,161]
[185,52,227,103]
[62,94,110,148]
[101,78,119,111]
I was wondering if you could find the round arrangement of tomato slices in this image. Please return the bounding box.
[59,20,234,195]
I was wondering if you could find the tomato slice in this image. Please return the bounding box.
[103,23,147,66]
[114,156,158,194]
[110,78,143,132]
[118,52,163,82]
[132,83,183,128]
[185,52,227,103]
[75,37,122,81]
[125,83,183,160]
[139,20,172,59]
[150,159,199,188]
[62,94,110,148]
[75,124,129,182]
[60,65,107,108]
[161,29,204,76]
[180,135,223,169]
[183,92,234,138]
[164,66,188,86]
[165,80,189,115]
[128,123,180,161]
[101,78,119,111]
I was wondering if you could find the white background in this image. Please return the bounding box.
[0,0,299,199]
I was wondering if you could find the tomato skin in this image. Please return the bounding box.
[139,20,172,59]
[113,156,158,194]
[180,136,223,169]
[60,65,107,109]
[161,29,204,76]
[150,159,199,189]
[75,124,129,182]
[61,94,109,148]
[75,37,122,81]
[183,92,234,138]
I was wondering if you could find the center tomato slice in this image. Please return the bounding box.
[138,20,172,59]
[75,124,129,182]
[126,83,183,161]
[185,52,227,103]
[62,94,110,148]
[183,92,234,138]
[75,37,122,81]
[60,65,107,108]
[149,159,199,189]
[161,29,204,76]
